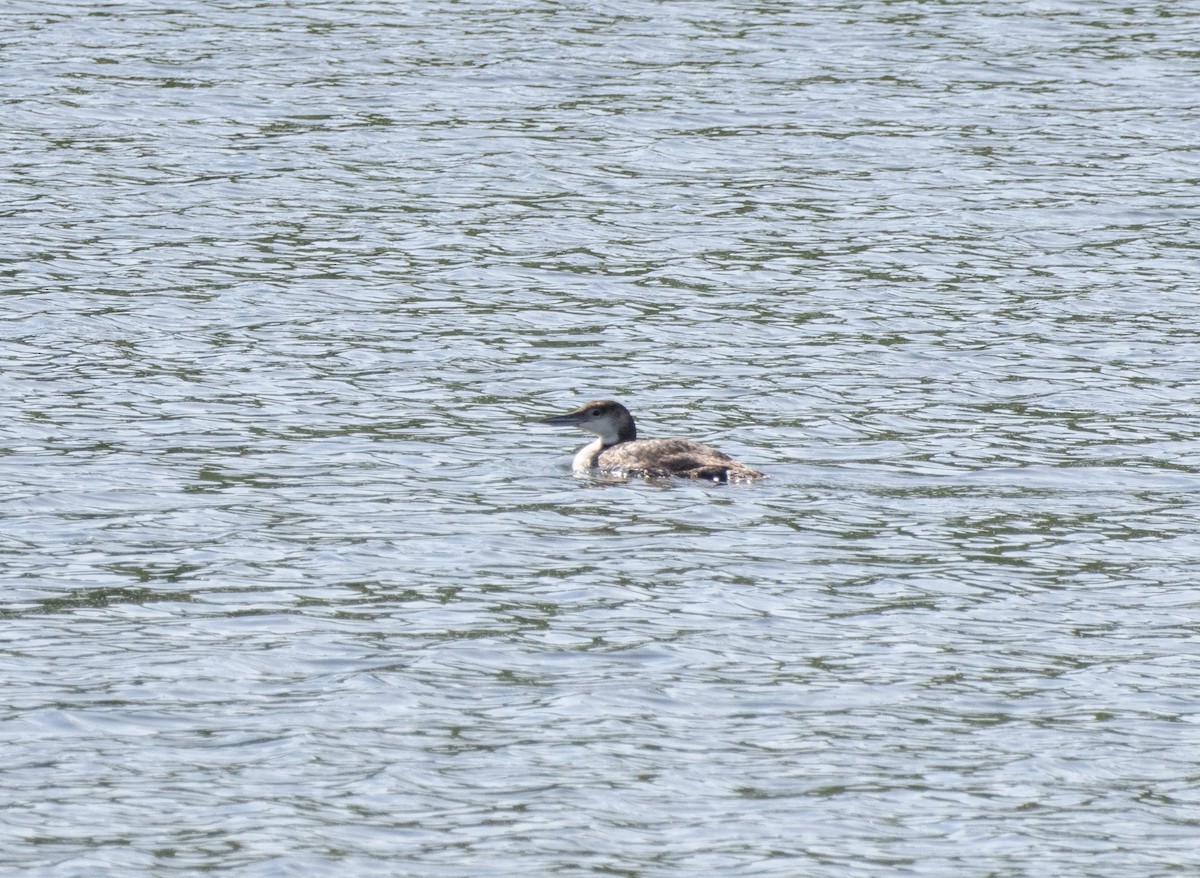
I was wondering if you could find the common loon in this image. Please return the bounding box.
[539,399,766,482]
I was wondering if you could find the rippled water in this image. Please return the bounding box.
[4,0,1200,874]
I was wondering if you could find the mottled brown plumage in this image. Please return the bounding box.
[539,400,766,482]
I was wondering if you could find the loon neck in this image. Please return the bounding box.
[607,412,637,445]
[574,436,606,471]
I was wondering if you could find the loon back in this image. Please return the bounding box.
[538,399,766,482]
[596,437,765,482]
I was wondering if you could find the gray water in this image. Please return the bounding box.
[4,0,1200,875]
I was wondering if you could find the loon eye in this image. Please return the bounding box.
[590,409,601,417]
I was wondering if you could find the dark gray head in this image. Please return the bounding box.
[539,399,638,445]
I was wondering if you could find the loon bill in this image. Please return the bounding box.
[538,399,766,482]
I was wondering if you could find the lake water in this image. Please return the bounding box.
[4,0,1200,874]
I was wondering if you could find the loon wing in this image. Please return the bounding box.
[596,439,764,481]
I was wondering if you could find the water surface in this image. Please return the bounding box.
[4,0,1200,875]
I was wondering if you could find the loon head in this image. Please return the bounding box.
[539,399,638,446]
